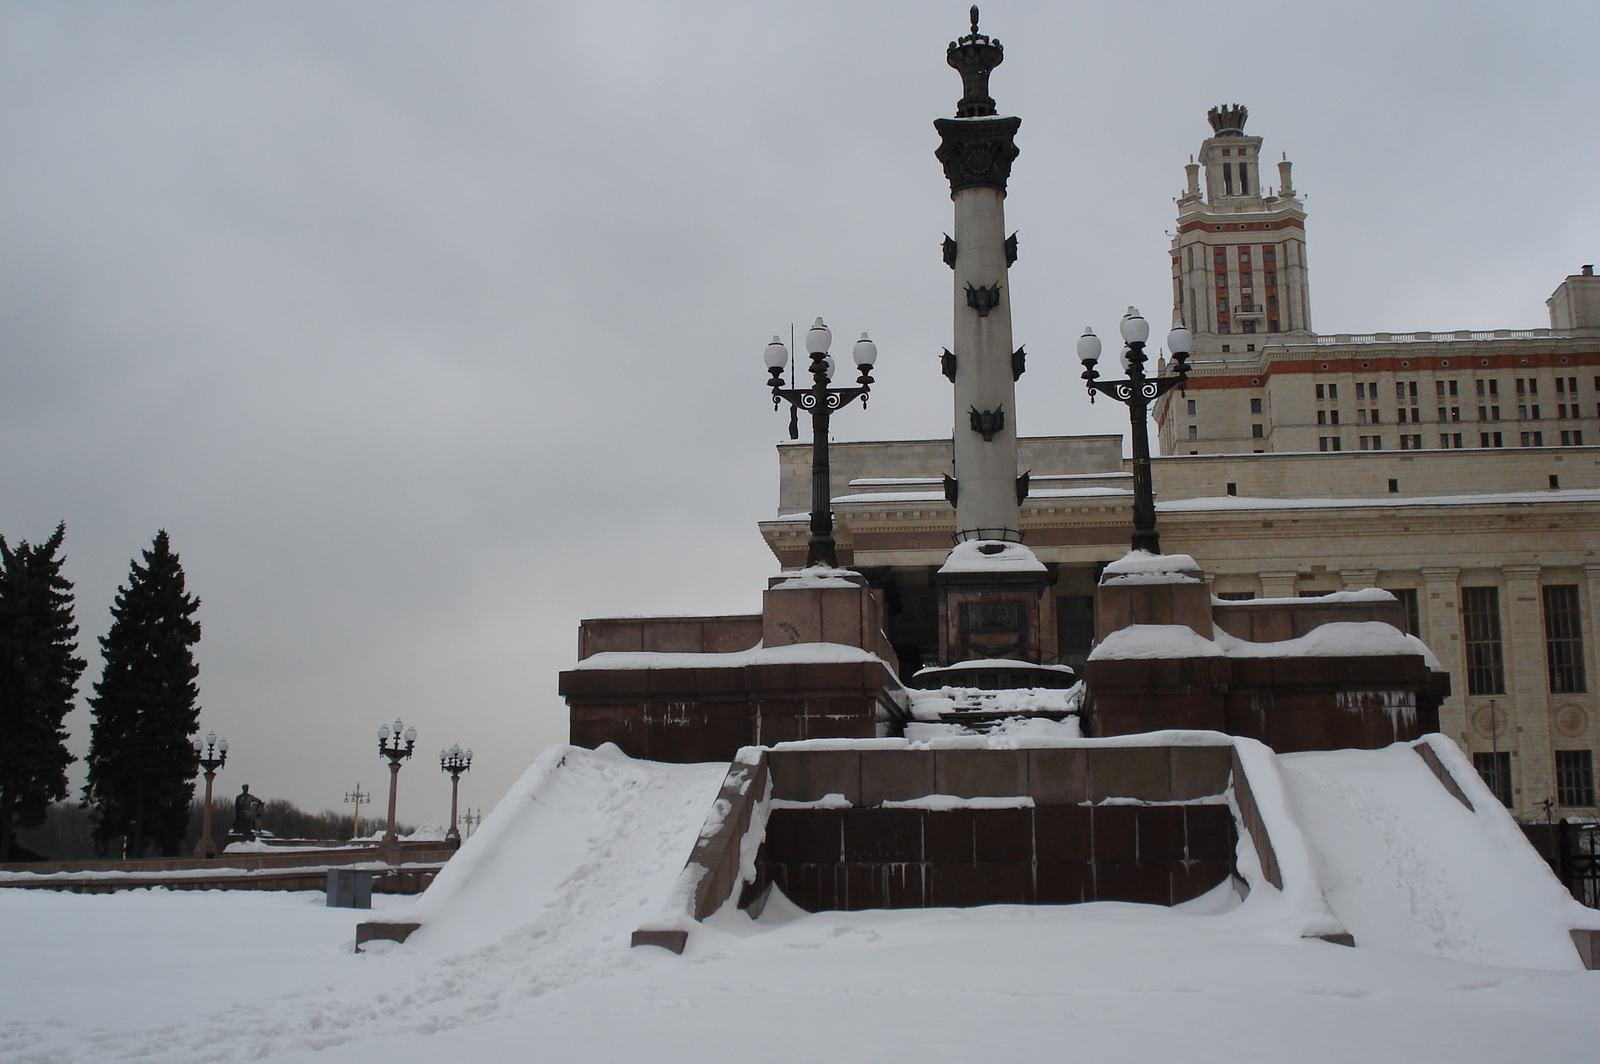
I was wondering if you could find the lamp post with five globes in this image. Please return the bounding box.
[440,744,473,846]
[377,719,415,864]
[1077,308,1192,554]
[191,732,228,858]
[764,318,878,568]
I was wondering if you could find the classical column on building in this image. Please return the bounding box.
[1340,568,1380,591]
[1502,564,1551,814]
[934,8,1024,544]
[1419,567,1466,742]
[1259,571,1298,599]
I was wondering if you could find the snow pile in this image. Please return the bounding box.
[1217,588,1397,607]
[770,566,861,590]
[906,716,1082,741]
[572,641,892,671]
[1089,624,1223,660]
[1090,622,1436,665]
[937,539,1047,574]
[907,681,1084,722]
[1278,736,1600,968]
[1100,549,1203,585]
[388,744,727,956]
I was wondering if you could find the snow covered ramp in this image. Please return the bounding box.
[378,744,728,956]
[1278,736,1600,969]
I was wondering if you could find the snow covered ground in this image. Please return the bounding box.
[4,742,1600,1063]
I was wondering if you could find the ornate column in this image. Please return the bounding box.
[935,10,1024,543]
[1340,568,1380,590]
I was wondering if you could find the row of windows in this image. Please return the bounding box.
[1316,378,1600,404]
[1474,750,1595,809]
[1187,244,1278,269]
[1303,406,1593,427]
[1316,431,1588,449]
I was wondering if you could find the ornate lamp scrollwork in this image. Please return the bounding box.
[942,235,958,269]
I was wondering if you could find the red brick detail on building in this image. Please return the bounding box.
[1176,348,1600,390]
[1177,218,1304,235]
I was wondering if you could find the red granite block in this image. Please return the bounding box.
[1183,805,1236,861]
[922,809,977,863]
[1135,806,1186,862]
[764,809,843,864]
[842,808,922,863]
[1094,861,1173,906]
[1092,806,1139,862]
[1035,862,1090,905]
[1034,806,1092,862]
[973,808,1033,863]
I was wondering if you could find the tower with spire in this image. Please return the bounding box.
[1171,105,1312,355]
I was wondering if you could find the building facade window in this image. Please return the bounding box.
[1251,424,1264,438]
[1440,432,1463,448]
[1556,750,1595,808]
[1561,430,1585,446]
[1318,437,1342,452]
[1474,751,1513,808]
[1543,584,1587,693]
[1461,586,1506,695]
[1250,398,1263,414]
[1480,432,1504,447]
[1187,399,1197,415]
[1387,588,1420,636]
[1187,425,1198,441]
[1520,431,1544,447]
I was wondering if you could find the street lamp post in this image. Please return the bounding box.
[439,744,473,846]
[191,732,228,858]
[1078,307,1191,554]
[766,318,878,568]
[344,784,371,841]
[377,719,416,865]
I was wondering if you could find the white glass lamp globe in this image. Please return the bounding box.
[1167,326,1192,356]
[852,333,877,367]
[764,336,788,370]
[1076,327,1101,365]
[1119,307,1150,345]
[804,317,832,356]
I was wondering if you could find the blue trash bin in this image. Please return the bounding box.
[326,867,374,908]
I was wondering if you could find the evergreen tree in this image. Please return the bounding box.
[83,531,202,857]
[0,523,87,862]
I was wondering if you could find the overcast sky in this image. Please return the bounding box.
[2,1,1595,826]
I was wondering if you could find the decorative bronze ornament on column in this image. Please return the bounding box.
[966,282,1002,315]
[942,235,958,268]
[969,404,1005,441]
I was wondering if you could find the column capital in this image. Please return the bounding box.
[1500,564,1544,581]
[1340,568,1380,589]
[1420,567,1461,582]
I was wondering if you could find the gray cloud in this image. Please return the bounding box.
[2,0,1595,823]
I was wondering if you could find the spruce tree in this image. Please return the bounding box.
[0,523,87,862]
[84,531,202,858]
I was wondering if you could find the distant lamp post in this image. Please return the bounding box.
[766,319,878,568]
[439,744,473,846]
[191,732,228,858]
[461,807,481,838]
[377,719,416,864]
[1079,307,1191,553]
[344,783,371,841]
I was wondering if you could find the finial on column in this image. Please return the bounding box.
[947,6,1004,118]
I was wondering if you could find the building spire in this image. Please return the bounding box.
[947,5,1004,118]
